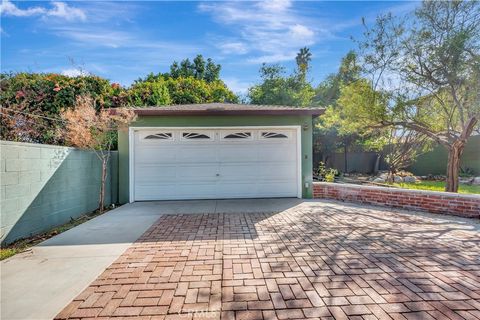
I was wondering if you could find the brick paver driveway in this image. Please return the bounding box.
[56,201,480,320]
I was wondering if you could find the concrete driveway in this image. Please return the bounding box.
[0,199,302,320]
[2,199,480,320]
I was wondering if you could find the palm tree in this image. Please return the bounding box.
[296,47,312,76]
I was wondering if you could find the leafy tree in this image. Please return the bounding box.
[354,1,480,192]
[169,61,180,79]
[313,51,370,171]
[328,76,433,177]
[204,58,222,83]
[132,55,236,105]
[314,51,361,107]
[324,79,390,171]
[336,80,389,132]
[165,77,237,104]
[179,59,193,78]
[128,76,237,105]
[161,55,221,83]
[127,80,171,106]
[248,48,315,106]
[61,96,136,212]
[193,55,206,79]
[248,64,314,106]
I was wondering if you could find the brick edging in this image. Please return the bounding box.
[313,182,480,218]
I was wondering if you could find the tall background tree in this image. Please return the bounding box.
[313,51,376,171]
[349,1,480,192]
[296,47,312,79]
[248,48,315,107]
[133,55,236,105]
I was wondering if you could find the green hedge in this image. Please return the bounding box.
[0,73,237,146]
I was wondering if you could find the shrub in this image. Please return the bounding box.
[0,73,119,144]
[165,77,237,105]
[315,162,338,182]
[0,72,238,145]
[127,80,171,106]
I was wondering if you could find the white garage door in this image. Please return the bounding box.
[132,127,300,201]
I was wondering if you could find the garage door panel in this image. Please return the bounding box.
[135,165,177,181]
[135,185,177,200]
[218,164,258,178]
[135,147,177,162]
[176,184,217,197]
[133,128,299,200]
[218,145,258,161]
[257,148,296,161]
[218,164,295,180]
[177,147,218,162]
[177,165,218,180]
[215,183,258,197]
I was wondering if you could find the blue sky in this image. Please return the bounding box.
[1,1,418,94]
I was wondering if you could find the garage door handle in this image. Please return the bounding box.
[216,173,220,176]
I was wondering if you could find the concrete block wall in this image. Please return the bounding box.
[313,182,480,218]
[1,141,118,245]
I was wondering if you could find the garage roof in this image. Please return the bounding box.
[128,103,324,116]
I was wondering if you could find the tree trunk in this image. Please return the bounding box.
[445,117,478,193]
[344,145,348,173]
[387,168,396,183]
[99,157,108,213]
[445,143,463,192]
[373,153,381,174]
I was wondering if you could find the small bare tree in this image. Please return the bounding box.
[383,128,430,183]
[61,96,136,213]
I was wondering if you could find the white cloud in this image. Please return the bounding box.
[199,1,319,64]
[51,26,202,57]
[289,24,314,39]
[0,0,85,21]
[223,77,252,94]
[0,0,45,16]
[54,28,133,48]
[218,42,249,55]
[246,53,297,64]
[46,2,86,21]
[61,68,88,77]
[256,0,292,13]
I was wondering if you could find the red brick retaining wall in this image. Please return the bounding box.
[313,182,480,218]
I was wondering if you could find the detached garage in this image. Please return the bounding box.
[117,103,323,203]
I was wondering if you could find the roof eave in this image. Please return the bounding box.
[132,109,324,117]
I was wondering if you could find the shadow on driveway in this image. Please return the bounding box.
[53,200,480,320]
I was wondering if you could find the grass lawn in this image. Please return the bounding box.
[0,208,112,261]
[393,181,480,194]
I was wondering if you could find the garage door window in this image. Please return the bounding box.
[144,133,173,140]
[182,132,212,140]
[223,132,252,139]
[261,132,288,139]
